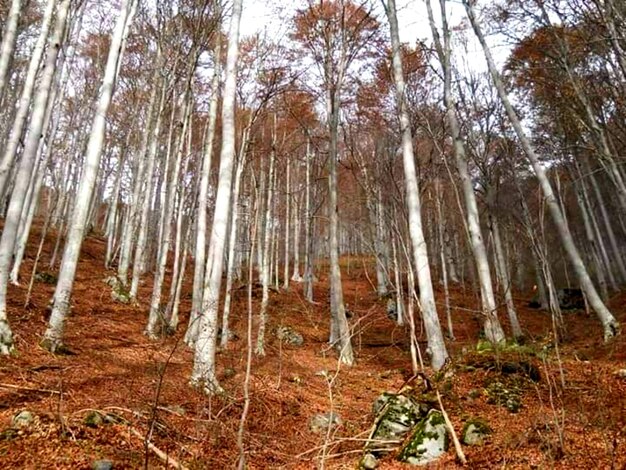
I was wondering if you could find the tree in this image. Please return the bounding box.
[383,0,449,369]
[191,0,244,394]
[464,0,620,341]
[292,0,380,365]
[43,0,138,352]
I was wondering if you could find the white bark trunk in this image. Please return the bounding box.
[188,35,221,344]
[0,0,22,105]
[0,0,57,198]
[43,0,136,352]
[464,0,619,340]
[191,0,243,393]
[385,0,448,369]
[130,82,167,300]
[426,0,505,344]
[146,88,192,337]
[221,125,250,348]
[0,0,71,354]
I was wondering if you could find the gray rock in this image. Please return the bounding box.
[368,393,425,454]
[105,276,130,304]
[461,419,491,446]
[615,369,626,380]
[309,412,342,434]
[92,460,113,470]
[398,410,448,466]
[360,452,378,469]
[11,410,35,429]
[386,298,397,321]
[275,326,304,347]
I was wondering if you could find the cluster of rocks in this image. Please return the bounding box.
[355,390,491,468]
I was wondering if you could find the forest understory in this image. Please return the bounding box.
[0,222,624,469]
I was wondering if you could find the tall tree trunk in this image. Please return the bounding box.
[221,124,250,348]
[146,85,193,338]
[0,0,57,199]
[327,93,354,365]
[256,145,275,356]
[42,0,136,352]
[384,0,448,369]
[0,0,22,105]
[464,0,620,340]
[490,213,523,339]
[283,158,291,288]
[303,145,314,302]
[188,35,221,345]
[130,81,166,300]
[426,0,505,344]
[191,0,243,394]
[118,67,160,285]
[0,0,72,354]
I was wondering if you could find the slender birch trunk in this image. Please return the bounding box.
[117,68,159,285]
[256,144,275,356]
[291,195,302,282]
[303,145,314,301]
[490,214,523,338]
[283,158,290,288]
[384,0,448,369]
[146,86,193,338]
[191,0,243,393]
[42,0,136,352]
[464,0,619,340]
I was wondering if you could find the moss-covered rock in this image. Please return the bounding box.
[367,392,426,454]
[274,325,304,347]
[309,412,341,434]
[359,453,378,469]
[11,410,35,429]
[398,410,449,466]
[35,271,57,284]
[485,381,522,413]
[83,411,104,428]
[461,418,492,446]
[104,276,131,304]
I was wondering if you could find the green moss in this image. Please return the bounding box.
[35,271,57,284]
[462,418,491,436]
[485,381,522,413]
[83,411,104,428]
[462,418,492,446]
[476,339,494,353]
[398,410,449,464]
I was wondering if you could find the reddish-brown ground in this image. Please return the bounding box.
[0,225,625,469]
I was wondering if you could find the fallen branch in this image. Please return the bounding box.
[128,426,189,470]
[0,383,61,394]
[435,388,467,465]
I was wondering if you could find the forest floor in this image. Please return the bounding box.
[0,223,625,469]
